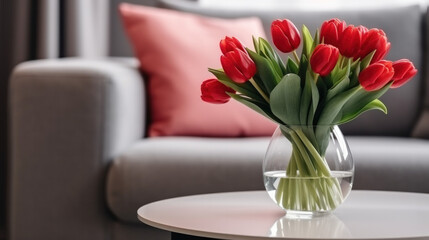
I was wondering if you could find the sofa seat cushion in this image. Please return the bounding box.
[348,137,429,193]
[106,137,270,223]
[107,136,429,223]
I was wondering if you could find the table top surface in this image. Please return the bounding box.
[137,190,429,240]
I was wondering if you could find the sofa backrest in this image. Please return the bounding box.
[112,0,426,137]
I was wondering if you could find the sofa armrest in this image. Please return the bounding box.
[9,58,144,240]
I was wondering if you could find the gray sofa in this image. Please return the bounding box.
[8,1,429,240]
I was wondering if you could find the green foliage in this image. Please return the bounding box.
[209,68,262,101]
[339,99,387,124]
[247,49,281,92]
[300,73,313,125]
[339,83,391,124]
[210,33,394,154]
[270,74,302,126]
[301,25,314,58]
[360,50,376,70]
[205,21,412,212]
[286,57,299,74]
[228,93,280,123]
[257,37,287,75]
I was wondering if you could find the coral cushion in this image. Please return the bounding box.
[119,3,276,137]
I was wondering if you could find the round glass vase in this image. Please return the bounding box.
[263,125,354,218]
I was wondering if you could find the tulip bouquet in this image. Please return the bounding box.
[201,18,417,212]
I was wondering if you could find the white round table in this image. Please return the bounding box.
[137,190,429,240]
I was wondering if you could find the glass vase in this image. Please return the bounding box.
[263,125,354,218]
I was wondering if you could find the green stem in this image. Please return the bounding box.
[287,149,298,176]
[290,133,317,176]
[295,129,331,177]
[341,56,348,68]
[249,78,270,103]
[275,128,346,212]
[292,50,300,65]
[313,72,319,83]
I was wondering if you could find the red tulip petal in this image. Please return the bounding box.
[359,63,385,91]
[391,59,417,88]
[271,24,293,53]
[221,55,248,83]
[201,79,234,104]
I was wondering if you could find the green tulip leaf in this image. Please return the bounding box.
[349,62,361,87]
[340,82,391,121]
[209,68,262,101]
[309,70,320,114]
[326,77,350,101]
[259,37,287,75]
[247,48,281,91]
[286,57,299,74]
[315,86,360,149]
[298,54,309,82]
[301,25,313,58]
[252,36,260,54]
[350,58,361,71]
[317,86,360,125]
[339,99,387,124]
[331,58,351,86]
[270,73,302,125]
[300,73,313,125]
[228,93,281,124]
[306,70,320,127]
[316,76,328,108]
[360,50,376,70]
[307,104,316,126]
[311,29,320,52]
[258,37,286,76]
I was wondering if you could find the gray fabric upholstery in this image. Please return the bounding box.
[160,0,423,137]
[106,136,429,223]
[107,137,269,223]
[9,58,144,240]
[348,137,429,193]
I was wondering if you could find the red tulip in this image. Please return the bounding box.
[358,60,394,91]
[358,28,391,63]
[356,25,369,35]
[310,44,339,76]
[220,49,256,83]
[271,19,301,53]
[220,36,246,55]
[201,79,235,104]
[337,25,362,58]
[391,59,417,88]
[320,18,346,46]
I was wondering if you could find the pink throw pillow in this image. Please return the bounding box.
[119,3,276,137]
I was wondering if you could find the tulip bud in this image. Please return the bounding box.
[320,18,346,46]
[220,49,257,83]
[391,59,417,88]
[310,44,339,77]
[337,25,362,58]
[271,19,301,53]
[201,79,235,104]
[220,36,246,55]
[358,28,390,63]
[359,60,394,91]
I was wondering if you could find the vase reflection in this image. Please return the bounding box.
[269,213,351,238]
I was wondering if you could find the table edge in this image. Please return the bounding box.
[137,190,429,240]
